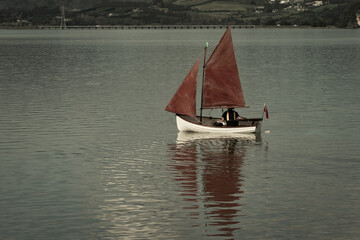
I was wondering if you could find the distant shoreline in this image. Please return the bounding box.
[0,24,344,30]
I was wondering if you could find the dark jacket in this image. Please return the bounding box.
[222,109,239,126]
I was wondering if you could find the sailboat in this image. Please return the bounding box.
[165,27,265,134]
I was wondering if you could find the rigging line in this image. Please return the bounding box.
[209,108,213,117]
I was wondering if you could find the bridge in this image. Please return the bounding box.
[38,25,255,30]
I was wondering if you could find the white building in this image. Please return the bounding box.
[313,1,323,7]
[280,0,290,4]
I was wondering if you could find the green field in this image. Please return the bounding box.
[192,2,252,12]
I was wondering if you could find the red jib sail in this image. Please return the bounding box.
[202,27,246,109]
[165,58,200,117]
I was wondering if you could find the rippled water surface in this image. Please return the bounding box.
[1,29,359,239]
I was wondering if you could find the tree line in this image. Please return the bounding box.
[0,0,359,28]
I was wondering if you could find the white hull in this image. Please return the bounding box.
[176,115,260,134]
[177,131,256,142]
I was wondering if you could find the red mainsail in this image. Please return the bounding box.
[165,58,200,117]
[202,27,246,109]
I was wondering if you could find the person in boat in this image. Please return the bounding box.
[222,108,244,126]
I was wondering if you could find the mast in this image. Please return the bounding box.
[200,42,208,123]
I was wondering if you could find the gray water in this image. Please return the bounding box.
[0,29,359,240]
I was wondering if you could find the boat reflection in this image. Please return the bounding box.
[168,132,260,238]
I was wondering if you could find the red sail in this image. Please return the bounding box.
[165,58,200,117]
[202,27,246,109]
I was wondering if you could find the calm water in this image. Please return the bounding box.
[0,28,359,239]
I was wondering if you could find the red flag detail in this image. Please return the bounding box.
[264,105,269,119]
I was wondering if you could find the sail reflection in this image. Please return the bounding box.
[168,132,259,238]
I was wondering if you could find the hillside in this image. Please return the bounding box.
[0,0,359,28]
[0,0,98,10]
